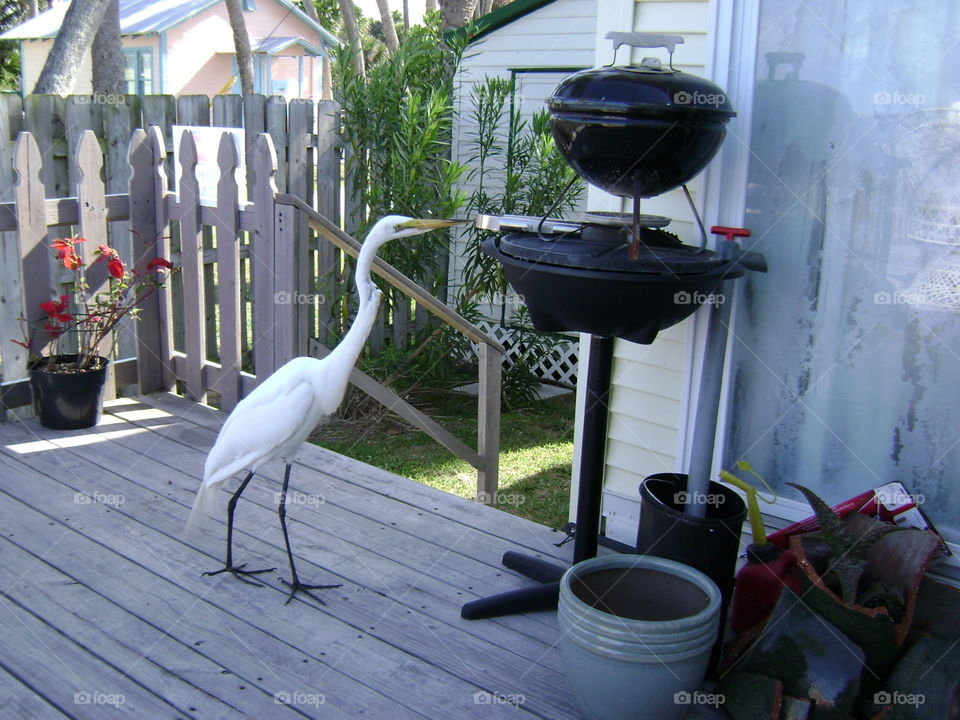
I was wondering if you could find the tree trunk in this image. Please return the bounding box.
[27,0,39,18]
[375,0,399,55]
[425,0,438,12]
[301,0,320,22]
[402,0,409,31]
[440,0,478,32]
[91,0,125,95]
[224,0,255,96]
[32,0,111,94]
[337,0,365,76]
[322,56,333,100]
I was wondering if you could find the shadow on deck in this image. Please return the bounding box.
[0,393,578,719]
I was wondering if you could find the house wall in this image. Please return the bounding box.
[165,0,321,97]
[19,0,322,98]
[450,0,600,312]
[20,35,158,95]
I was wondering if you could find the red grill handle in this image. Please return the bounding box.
[710,225,751,242]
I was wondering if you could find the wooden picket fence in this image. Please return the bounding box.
[0,92,451,357]
[0,127,503,500]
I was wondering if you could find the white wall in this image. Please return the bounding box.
[450,0,599,308]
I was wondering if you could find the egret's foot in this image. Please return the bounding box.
[203,564,276,587]
[279,577,342,606]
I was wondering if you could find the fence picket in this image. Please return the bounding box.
[315,101,340,345]
[249,133,279,382]
[176,131,206,402]
[75,130,114,383]
[128,128,171,394]
[212,134,241,411]
[9,134,50,372]
[266,96,288,194]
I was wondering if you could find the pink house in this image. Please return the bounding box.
[1,0,339,99]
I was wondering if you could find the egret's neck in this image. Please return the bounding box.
[354,239,379,302]
[327,241,382,368]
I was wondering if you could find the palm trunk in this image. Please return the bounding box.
[91,0,125,95]
[33,0,111,94]
[375,0,399,55]
[440,0,478,32]
[337,0,365,76]
[224,0,255,96]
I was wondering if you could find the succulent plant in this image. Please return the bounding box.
[787,483,904,610]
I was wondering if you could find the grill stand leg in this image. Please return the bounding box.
[461,336,614,620]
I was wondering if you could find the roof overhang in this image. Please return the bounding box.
[254,36,327,57]
[445,0,559,45]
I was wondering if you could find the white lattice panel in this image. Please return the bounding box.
[473,321,579,387]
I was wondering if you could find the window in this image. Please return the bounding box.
[721,0,960,541]
[123,49,152,96]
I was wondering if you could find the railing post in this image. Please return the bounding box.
[273,201,298,367]
[477,343,502,504]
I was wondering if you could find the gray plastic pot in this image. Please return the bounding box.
[558,555,721,720]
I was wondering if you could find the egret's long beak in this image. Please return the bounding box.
[397,218,466,230]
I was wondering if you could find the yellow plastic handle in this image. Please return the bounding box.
[720,469,767,546]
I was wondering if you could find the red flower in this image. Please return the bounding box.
[146,257,174,271]
[43,322,64,339]
[52,237,84,270]
[40,295,73,323]
[108,257,126,279]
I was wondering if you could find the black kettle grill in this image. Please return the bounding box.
[462,32,765,621]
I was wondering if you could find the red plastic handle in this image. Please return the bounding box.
[710,225,751,242]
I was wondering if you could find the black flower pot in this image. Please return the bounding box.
[29,355,110,430]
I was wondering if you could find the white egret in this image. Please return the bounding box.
[188,215,463,605]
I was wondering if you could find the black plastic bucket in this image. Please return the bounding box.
[636,472,746,671]
[29,355,109,430]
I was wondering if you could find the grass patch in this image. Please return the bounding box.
[309,389,575,530]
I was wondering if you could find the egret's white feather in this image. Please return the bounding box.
[186,215,461,542]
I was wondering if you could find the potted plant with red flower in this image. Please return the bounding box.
[13,235,174,429]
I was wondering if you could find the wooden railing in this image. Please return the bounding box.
[0,127,503,500]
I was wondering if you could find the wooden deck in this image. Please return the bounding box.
[0,393,580,719]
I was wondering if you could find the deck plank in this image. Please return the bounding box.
[98,400,564,633]
[0,540,298,720]
[0,399,581,719]
[0,663,70,720]
[0,444,547,720]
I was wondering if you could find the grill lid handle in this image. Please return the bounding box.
[605,32,685,55]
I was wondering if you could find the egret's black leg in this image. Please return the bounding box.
[277,463,342,605]
[203,471,276,586]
